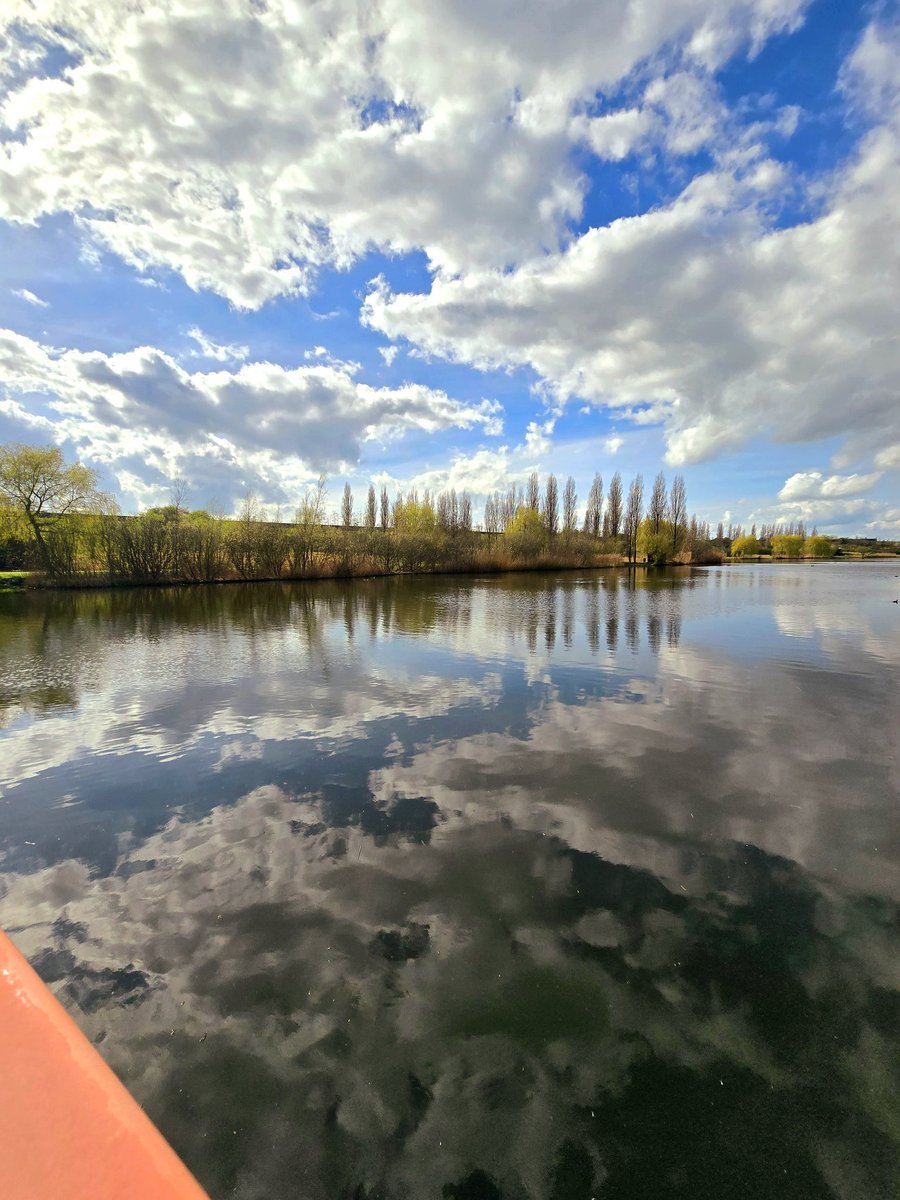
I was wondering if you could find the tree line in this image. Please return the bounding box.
[0,442,836,587]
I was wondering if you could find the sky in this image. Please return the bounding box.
[0,0,898,534]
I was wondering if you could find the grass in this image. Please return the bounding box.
[0,570,31,589]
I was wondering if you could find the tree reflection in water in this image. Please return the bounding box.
[0,566,897,1199]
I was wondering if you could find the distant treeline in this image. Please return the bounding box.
[0,443,881,588]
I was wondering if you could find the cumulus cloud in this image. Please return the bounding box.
[0,1,809,307]
[364,21,900,469]
[778,469,882,501]
[839,20,900,117]
[0,327,502,508]
[570,69,759,163]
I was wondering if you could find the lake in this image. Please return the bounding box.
[1,563,898,1200]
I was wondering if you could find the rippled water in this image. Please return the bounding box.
[1,564,898,1200]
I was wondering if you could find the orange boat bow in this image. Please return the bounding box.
[0,929,210,1200]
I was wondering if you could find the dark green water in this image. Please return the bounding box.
[1,564,898,1200]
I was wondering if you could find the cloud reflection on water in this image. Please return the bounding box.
[0,565,898,1199]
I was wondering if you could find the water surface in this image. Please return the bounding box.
[1,564,898,1199]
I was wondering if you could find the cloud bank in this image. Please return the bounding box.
[0,328,501,508]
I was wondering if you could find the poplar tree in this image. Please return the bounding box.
[341,483,353,528]
[606,472,623,537]
[562,476,578,533]
[648,471,667,535]
[543,474,559,535]
[582,473,603,537]
[624,473,644,562]
[526,470,540,511]
[668,475,687,553]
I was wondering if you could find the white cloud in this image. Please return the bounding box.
[378,345,400,367]
[772,497,876,530]
[839,20,900,117]
[572,71,732,163]
[524,417,555,455]
[12,287,49,307]
[364,21,900,468]
[0,1,809,307]
[0,327,503,508]
[604,435,624,455]
[778,470,882,501]
[186,326,248,365]
[874,442,900,470]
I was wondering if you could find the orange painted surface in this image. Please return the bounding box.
[0,929,210,1200]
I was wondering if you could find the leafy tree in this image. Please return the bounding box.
[0,442,101,572]
[804,535,834,559]
[503,506,546,560]
[393,495,436,535]
[772,533,804,559]
[365,484,377,529]
[638,519,671,564]
[731,534,762,558]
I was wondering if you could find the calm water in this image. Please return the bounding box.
[1,564,898,1200]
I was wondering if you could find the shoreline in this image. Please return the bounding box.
[3,553,894,595]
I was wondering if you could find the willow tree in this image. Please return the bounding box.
[0,443,101,571]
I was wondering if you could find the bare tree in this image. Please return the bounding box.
[606,471,623,537]
[526,470,540,511]
[379,485,390,530]
[341,482,353,529]
[543,474,559,535]
[436,490,451,530]
[483,493,500,535]
[668,474,687,553]
[562,475,578,533]
[365,484,377,529]
[648,471,666,535]
[624,473,644,562]
[499,484,519,531]
[582,473,603,537]
[170,476,189,517]
[459,491,472,531]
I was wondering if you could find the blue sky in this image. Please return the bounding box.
[0,0,898,533]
